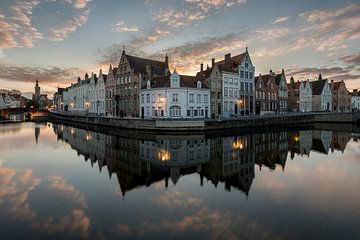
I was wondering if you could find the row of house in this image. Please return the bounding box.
[0,89,26,109]
[55,47,355,119]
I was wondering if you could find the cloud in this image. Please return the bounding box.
[339,53,360,65]
[0,63,87,89]
[150,0,247,27]
[72,0,91,9]
[0,0,43,49]
[273,16,290,24]
[49,9,90,42]
[112,21,139,32]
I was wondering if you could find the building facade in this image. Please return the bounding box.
[114,50,169,118]
[140,71,210,119]
[310,75,332,111]
[255,73,279,115]
[105,65,118,116]
[63,74,90,114]
[287,78,312,112]
[275,69,288,113]
[88,70,107,116]
[330,80,351,112]
[351,89,360,111]
[196,48,255,119]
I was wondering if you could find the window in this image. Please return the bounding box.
[204,94,209,103]
[189,94,194,103]
[146,107,150,116]
[151,94,155,103]
[170,106,181,117]
[229,87,233,97]
[245,62,248,68]
[245,83,248,92]
[245,71,248,79]
[229,78,233,84]
[172,93,178,102]
[240,82,244,91]
[240,71,244,78]
[224,87,228,96]
[197,94,201,103]
[234,78,238,85]
[141,94,144,103]
[234,88,238,97]
[224,101,228,111]
[146,94,150,103]
[249,72,253,79]
[249,83,253,92]
[224,77,228,84]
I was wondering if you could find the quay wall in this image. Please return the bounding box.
[49,111,360,132]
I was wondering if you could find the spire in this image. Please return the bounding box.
[245,46,248,52]
[35,78,39,86]
[282,68,285,74]
[109,64,112,70]
[122,45,125,54]
[318,73,322,81]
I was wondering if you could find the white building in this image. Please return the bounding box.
[351,89,360,111]
[140,70,211,119]
[88,70,107,116]
[300,81,312,112]
[63,74,90,114]
[310,77,332,111]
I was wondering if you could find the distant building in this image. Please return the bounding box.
[53,87,65,111]
[275,69,288,113]
[196,48,255,119]
[88,70,107,116]
[32,79,51,109]
[351,89,360,111]
[140,70,210,119]
[63,74,91,113]
[330,80,351,112]
[255,71,279,115]
[287,78,312,112]
[310,74,332,111]
[0,89,24,109]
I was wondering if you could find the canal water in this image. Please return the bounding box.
[0,122,359,240]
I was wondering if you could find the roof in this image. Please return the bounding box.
[287,81,301,90]
[332,81,342,90]
[125,54,166,75]
[255,74,276,85]
[196,52,247,79]
[310,79,327,95]
[149,75,209,89]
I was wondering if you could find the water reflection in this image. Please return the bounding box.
[52,124,353,197]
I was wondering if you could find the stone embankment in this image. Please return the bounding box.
[49,111,360,132]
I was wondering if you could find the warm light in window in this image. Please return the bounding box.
[232,139,244,149]
[158,149,170,161]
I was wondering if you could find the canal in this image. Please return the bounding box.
[0,122,359,239]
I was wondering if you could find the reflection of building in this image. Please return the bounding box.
[254,131,288,170]
[288,130,313,159]
[331,131,351,153]
[312,130,332,154]
[35,125,40,143]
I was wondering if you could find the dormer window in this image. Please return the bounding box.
[147,80,151,89]
[245,62,248,68]
[197,81,202,88]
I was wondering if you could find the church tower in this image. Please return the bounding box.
[34,78,40,100]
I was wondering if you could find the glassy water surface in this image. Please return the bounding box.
[0,122,359,240]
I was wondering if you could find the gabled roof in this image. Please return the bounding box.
[255,74,276,85]
[149,75,209,89]
[287,81,301,90]
[332,81,342,90]
[310,79,327,95]
[125,54,166,75]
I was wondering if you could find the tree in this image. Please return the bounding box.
[26,99,39,109]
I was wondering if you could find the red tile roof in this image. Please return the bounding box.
[149,75,209,89]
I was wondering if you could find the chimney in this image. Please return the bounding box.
[164,53,169,76]
[85,73,89,80]
[77,77,81,83]
[211,58,215,67]
[225,53,231,63]
[200,63,203,72]
[270,69,273,75]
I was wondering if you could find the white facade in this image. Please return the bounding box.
[140,71,211,119]
[320,80,332,111]
[299,81,312,112]
[88,71,106,116]
[237,53,255,117]
[63,77,90,114]
[352,95,360,110]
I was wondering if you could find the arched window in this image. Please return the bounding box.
[170,106,181,117]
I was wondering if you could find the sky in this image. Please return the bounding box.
[0,0,359,97]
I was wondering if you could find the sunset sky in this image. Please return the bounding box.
[0,0,359,97]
